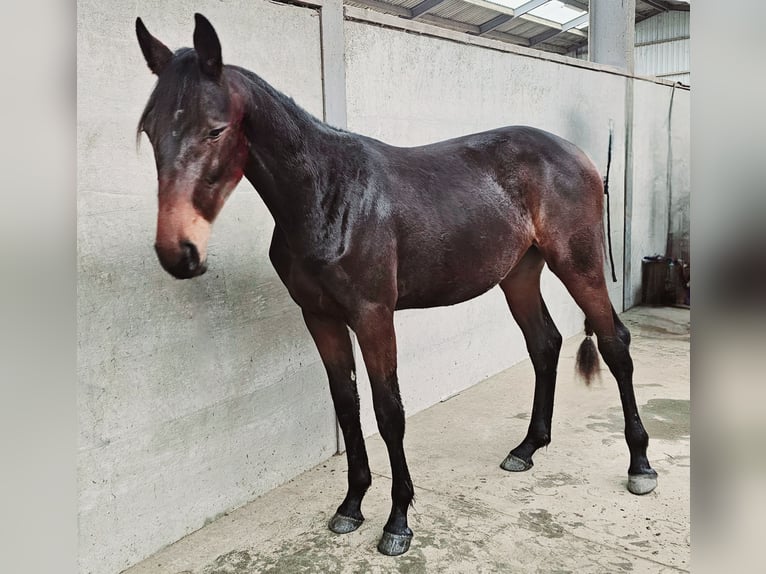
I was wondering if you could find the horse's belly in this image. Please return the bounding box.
[394,235,525,310]
[391,174,535,310]
[395,277,500,310]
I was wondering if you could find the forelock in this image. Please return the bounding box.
[137,48,206,138]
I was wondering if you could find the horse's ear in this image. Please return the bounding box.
[135,18,173,76]
[193,13,222,80]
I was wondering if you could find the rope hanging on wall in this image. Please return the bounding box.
[604,121,618,283]
[664,81,681,259]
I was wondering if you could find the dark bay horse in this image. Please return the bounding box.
[135,14,657,556]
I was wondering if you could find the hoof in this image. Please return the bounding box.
[377,529,413,556]
[628,470,658,495]
[328,513,363,534]
[500,453,533,472]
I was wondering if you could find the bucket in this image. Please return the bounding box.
[641,257,674,305]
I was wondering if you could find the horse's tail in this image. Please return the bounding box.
[575,319,600,385]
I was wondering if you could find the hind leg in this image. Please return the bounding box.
[499,248,563,472]
[545,250,657,494]
[600,307,656,494]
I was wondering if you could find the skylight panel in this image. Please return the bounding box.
[529,1,585,25]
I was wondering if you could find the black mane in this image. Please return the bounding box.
[137,49,346,149]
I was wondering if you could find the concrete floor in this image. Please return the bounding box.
[125,306,690,574]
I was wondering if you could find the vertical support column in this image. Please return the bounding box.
[319,0,353,452]
[589,0,636,73]
[319,0,348,129]
[589,0,636,308]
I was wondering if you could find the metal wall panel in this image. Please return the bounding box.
[567,11,690,83]
[635,9,689,44]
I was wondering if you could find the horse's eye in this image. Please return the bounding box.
[207,126,226,140]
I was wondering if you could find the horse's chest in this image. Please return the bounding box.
[278,258,342,316]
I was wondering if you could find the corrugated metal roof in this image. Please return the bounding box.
[385,0,430,8]
[431,3,500,25]
[499,18,543,36]
[397,0,428,8]
[426,0,473,19]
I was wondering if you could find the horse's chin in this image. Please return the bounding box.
[156,255,208,280]
[178,262,207,280]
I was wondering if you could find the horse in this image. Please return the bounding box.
[135,13,657,556]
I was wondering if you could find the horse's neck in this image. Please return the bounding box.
[233,67,336,243]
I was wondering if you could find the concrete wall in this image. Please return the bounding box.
[344,20,629,436]
[626,79,691,307]
[77,3,689,573]
[77,2,332,573]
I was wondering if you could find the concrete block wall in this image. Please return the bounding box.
[77,2,333,573]
[77,2,689,572]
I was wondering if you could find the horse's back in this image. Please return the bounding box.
[369,125,600,203]
[356,126,603,309]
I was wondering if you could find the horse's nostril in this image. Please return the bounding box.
[180,240,200,271]
[155,240,205,279]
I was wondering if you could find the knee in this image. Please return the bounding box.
[616,323,631,347]
[333,392,361,421]
[374,408,405,443]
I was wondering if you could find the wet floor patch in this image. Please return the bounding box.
[202,549,254,574]
[586,409,623,437]
[535,472,582,489]
[587,398,690,442]
[641,398,690,440]
[633,323,690,340]
[518,509,565,538]
[201,531,346,574]
[623,309,690,341]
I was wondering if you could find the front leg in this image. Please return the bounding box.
[352,303,415,556]
[302,311,371,533]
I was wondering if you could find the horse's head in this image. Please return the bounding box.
[136,14,248,279]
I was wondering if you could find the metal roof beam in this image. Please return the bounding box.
[349,0,413,18]
[419,13,483,34]
[410,0,448,19]
[641,0,670,11]
[477,15,514,35]
[641,0,690,11]
[558,0,588,10]
[478,0,552,36]
[529,12,588,46]
[480,28,533,46]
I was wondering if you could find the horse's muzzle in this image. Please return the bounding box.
[155,240,208,279]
